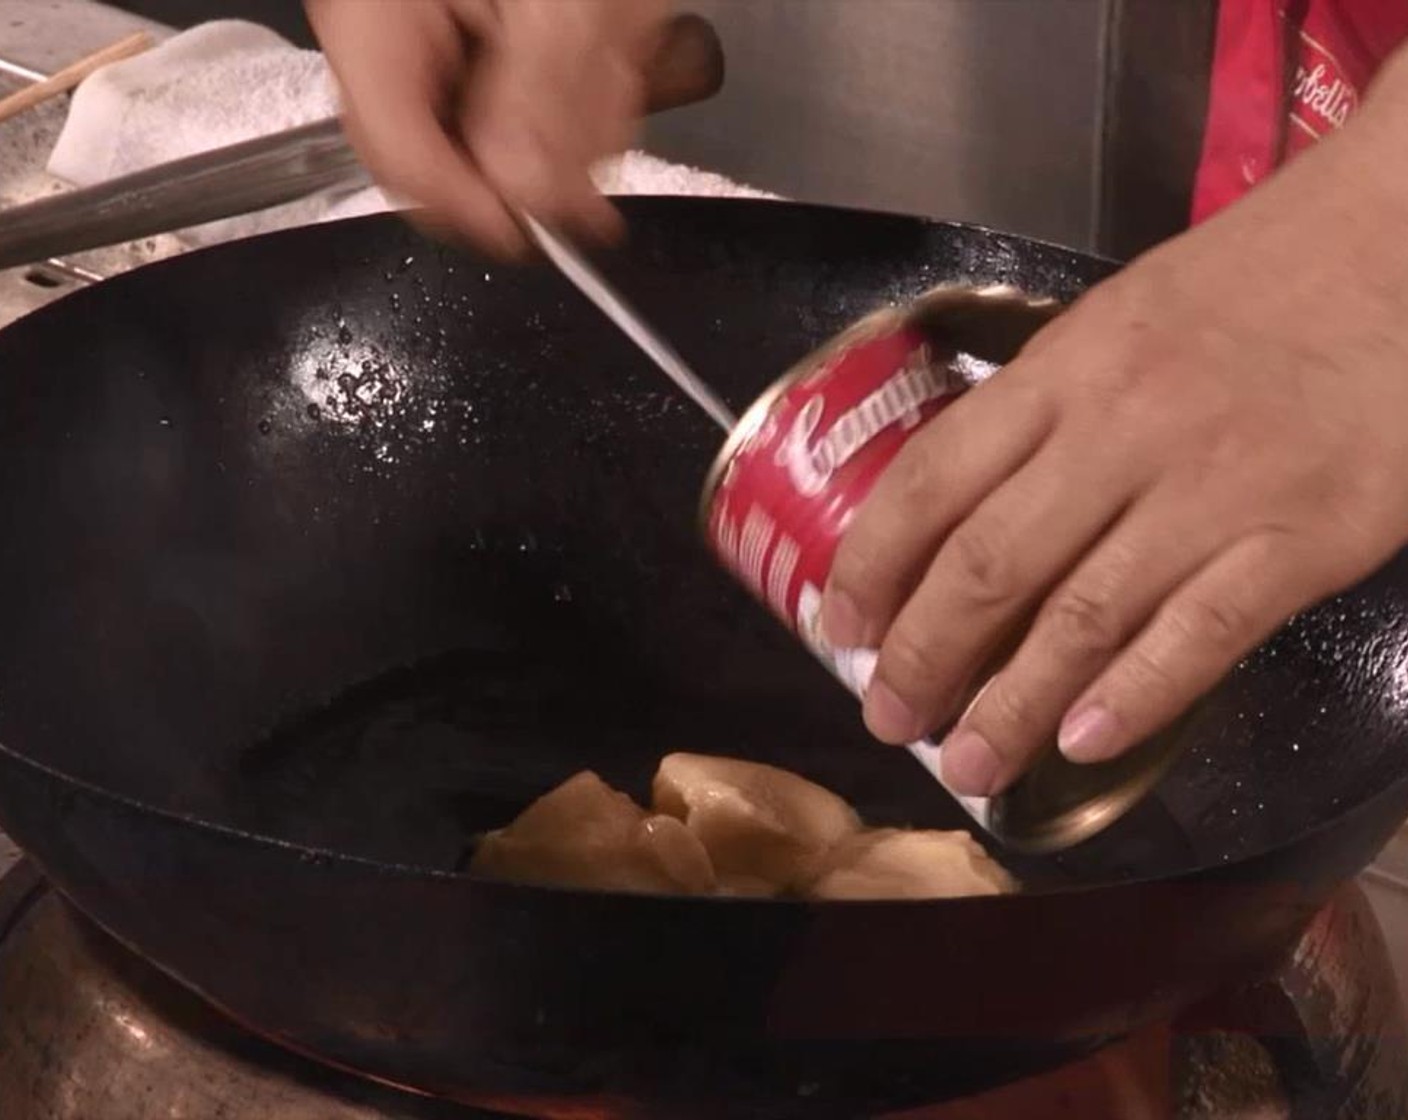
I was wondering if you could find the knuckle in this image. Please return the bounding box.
[830,533,892,607]
[1314,528,1380,588]
[1042,586,1123,658]
[1194,410,1262,475]
[381,166,437,206]
[887,436,948,516]
[481,160,543,210]
[1095,351,1159,401]
[1118,641,1181,697]
[1240,530,1359,620]
[944,524,1016,608]
[1166,589,1254,654]
[1079,349,1185,429]
[1318,467,1376,521]
[375,151,463,211]
[1315,476,1396,561]
[880,626,948,695]
[972,675,1041,744]
[1059,294,1186,412]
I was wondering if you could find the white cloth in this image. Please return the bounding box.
[46,19,776,250]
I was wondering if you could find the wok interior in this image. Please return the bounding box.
[0,200,1406,896]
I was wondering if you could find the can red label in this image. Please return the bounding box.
[703,316,969,678]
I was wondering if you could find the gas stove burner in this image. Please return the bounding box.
[0,863,514,1120]
[0,860,1404,1120]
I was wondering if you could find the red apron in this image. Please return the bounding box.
[1191,0,1408,223]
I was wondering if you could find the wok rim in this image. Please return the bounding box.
[0,199,1401,907]
[4,721,1406,905]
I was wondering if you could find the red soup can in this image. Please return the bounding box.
[700,284,1191,854]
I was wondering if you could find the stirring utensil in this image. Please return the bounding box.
[520,214,737,433]
[518,222,981,812]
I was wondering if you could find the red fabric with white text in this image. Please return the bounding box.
[1191,0,1408,223]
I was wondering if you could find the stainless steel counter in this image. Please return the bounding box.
[0,0,180,326]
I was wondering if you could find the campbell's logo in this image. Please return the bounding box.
[1291,33,1360,138]
[776,343,957,496]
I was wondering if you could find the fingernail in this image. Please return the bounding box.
[1059,704,1121,762]
[821,588,870,648]
[940,727,1004,796]
[863,681,924,744]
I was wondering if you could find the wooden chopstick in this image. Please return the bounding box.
[0,32,153,126]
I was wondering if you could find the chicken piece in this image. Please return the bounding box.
[636,814,719,894]
[471,771,716,895]
[653,753,861,896]
[808,828,1017,900]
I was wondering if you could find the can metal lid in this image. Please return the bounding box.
[901,282,1063,366]
[986,716,1194,854]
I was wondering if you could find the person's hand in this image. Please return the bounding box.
[820,53,1408,798]
[306,0,666,258]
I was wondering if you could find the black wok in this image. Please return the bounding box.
[0,199,1406,1119]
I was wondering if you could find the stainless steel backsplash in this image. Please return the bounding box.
[645,0,1110,250]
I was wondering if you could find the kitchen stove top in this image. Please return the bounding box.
[0,0,179,326]
[3,5,1408,1116]
[2,858,1405,1120]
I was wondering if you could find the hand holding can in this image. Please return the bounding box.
[701,285,1190,852]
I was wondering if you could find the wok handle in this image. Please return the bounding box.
[0,14,725,274]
